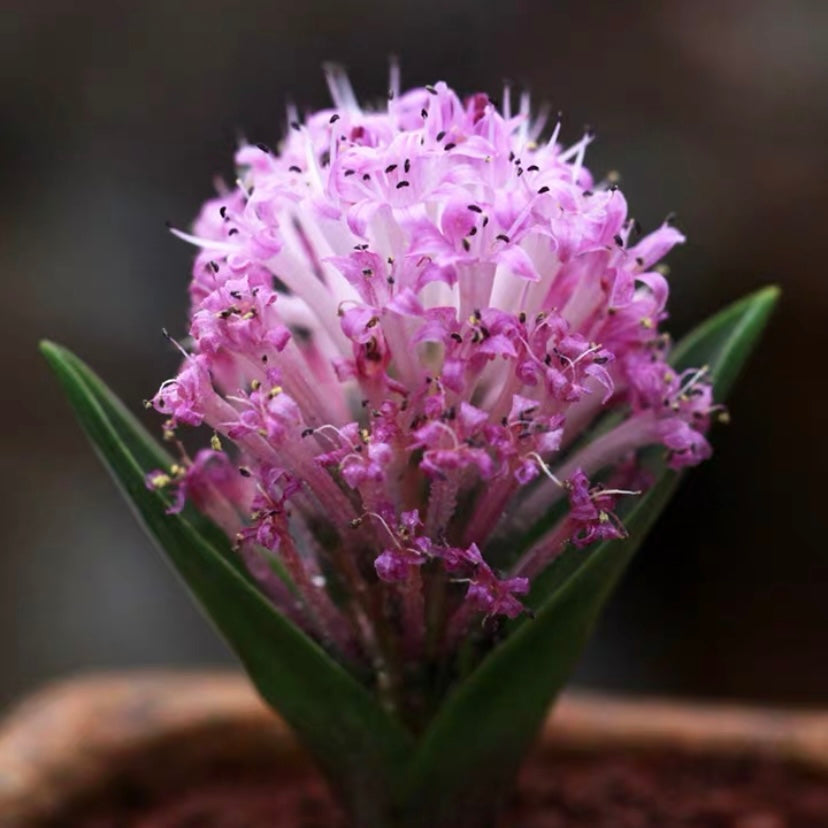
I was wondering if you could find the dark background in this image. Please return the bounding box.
[2,0,826,708]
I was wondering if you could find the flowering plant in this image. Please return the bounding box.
[42,69,777,828]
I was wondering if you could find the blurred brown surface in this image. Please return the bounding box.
[1,0,826,707]
[1,671,826,825]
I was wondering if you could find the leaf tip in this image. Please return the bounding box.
[39,339,67,373]
[754,283,781,311]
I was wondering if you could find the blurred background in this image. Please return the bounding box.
[1,0,826,709]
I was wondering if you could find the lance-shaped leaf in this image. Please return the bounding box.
[51,345,247,578]
[40,341,413,823]
[397,286,779,827]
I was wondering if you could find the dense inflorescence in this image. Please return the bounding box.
[148,68,716,675]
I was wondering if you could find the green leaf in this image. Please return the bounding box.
[51,345,244,576]
[670,285,780,398]
[40,342,413,823]
[397,286,779,827]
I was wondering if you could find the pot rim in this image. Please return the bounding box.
[1,670,826,824]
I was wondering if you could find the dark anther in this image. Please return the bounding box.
[396,180,410,189]
[228,228,239,236]
[362,173,371,180]
[290,121,300,131]
[301,428,314,438]
[385,164,398,173]
[583,190,593,197]
[435,130,446,142]
[467,204,483,213]
[362,268,373,276]
[496,234,510,243]
[404,158,411,173]
[219,206,228,218]
[238,467,252,478]
[665,211,677,225]
[208,261,220,273]
[421,108,428,119]
[450,332,463,343]
[614,234,624,246]
[444,142,456,151]
[518,312,526,323]
[469,226,477,236]
[425,84,437,95]
[288,165,302,173]
[329,113,340,124]
[537,186,550,194]
[462,238,471,252]
[527,165,539,172]
[343,169,356,177]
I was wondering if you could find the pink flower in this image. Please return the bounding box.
[153,68,716,660]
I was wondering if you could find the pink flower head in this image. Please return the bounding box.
[153,67,717,662]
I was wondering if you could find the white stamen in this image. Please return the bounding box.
[527,452,564,487]
[168,227,238,252]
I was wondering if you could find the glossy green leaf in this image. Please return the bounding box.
[397,286,779,827]
[40,341,413,823]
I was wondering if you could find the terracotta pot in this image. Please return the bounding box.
[0,671,826,827]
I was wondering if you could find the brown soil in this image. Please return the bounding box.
[66,750,828,828]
